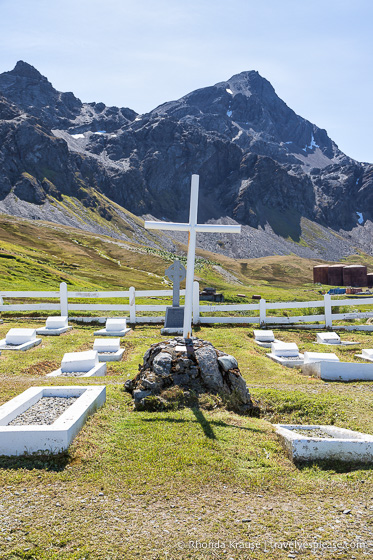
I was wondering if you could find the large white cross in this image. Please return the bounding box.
[145,174,241,338]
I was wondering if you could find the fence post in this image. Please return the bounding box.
[60,282,68,317]
[324,293,332,328]
[129,286,136,324]
[192,281,200,325]
[259,298,266,326]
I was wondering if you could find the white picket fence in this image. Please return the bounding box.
[1,282,373,329]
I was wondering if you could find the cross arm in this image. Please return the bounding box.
[195,224,242,233]
[144,221,190,232]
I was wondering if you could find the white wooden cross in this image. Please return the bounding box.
[145,174,241,338]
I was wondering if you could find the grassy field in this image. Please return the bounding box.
[0,321,372,559]
[0,215,373,559]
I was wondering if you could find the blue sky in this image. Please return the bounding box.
[0,0,372,162]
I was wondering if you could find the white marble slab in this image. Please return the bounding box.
[317,332,340,344]
[61,350,98,372]
[0,329,41,351]
[303,352,339,364]
[266,353,304,368]
[0,386,106,455]
[254,330,275,342]
[36,316,72,336]
[301,361,373,381]
[275,424,373,463]
[93,338,124,362]
[271,342,299,357]
[94,318,130,337]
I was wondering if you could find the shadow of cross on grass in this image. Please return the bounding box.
[191,408,216,439]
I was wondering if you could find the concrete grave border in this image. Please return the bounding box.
[266,353,304,368]
[36,326,72,336]
[301,360,373,381]
[0,385,106,456]
[94,327,131,337]
[0,338,41,351]
[275,424,373,463]
[47,363,107,377]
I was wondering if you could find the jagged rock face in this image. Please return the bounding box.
[124,337,258,415]
[0,61,372,258]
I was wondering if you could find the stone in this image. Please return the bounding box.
[218,355,238,372]
[195,345,224,391]
[153,352,172,377]
[303,352,339,363]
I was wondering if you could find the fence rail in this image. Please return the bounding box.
[0,282,372,329]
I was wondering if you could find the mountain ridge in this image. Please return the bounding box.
[0,60,372,261]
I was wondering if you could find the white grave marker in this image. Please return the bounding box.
[94,318,130,337]
[93,338,124,362]
[316,332,359,346]
[266,342,304,367]
[36,316,72,336]
[47,350,106,377]
[0,328,41,351]
[145,175,241,338]
[303,352,339,364]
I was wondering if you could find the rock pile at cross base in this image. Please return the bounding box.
[124,337,259,415]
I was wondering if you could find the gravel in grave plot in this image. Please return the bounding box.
[58,371,89,377]
[8,397,79,426]
[289,428,336,439]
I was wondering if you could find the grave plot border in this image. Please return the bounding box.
[93,327,131,337]
[266,353,304,368]
[46,363,107,377]
[36,326,72,336]
[275,424,373,463]
[0,386,106,455]
[97,349,124,362]
[0,338,42,351]
[301,361,373,381]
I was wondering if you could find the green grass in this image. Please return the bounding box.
[0,321,372,559]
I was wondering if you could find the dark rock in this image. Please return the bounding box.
[195,345,224,391]
[218,355,238,372]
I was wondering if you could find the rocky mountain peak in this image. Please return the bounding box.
[9,60,46,81]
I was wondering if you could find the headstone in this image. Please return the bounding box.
[48,350,106,377]
[145,175,241,338]
[254,330,275,342]
[0,328,41,351]
[61,350,98,373]
[6,329,36,345]
[46,316,68,329]
[271,342,299,357]
[36,316,72,336]
[106,318,126,332]
[93,338,124,362]
[303,352,339,363]
[162,260,186,335]
[267,342,304,367]
[94,317,130,337]
[317,332,340,345]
